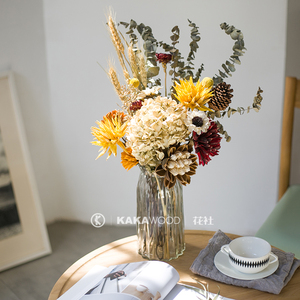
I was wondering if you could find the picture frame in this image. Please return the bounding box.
[0,71,51,271]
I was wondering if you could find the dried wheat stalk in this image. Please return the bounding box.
[108,15,124,55]
[107,14,130,81]
[108,66,124,100]
[128,46,140,80]
[137,50,147,88]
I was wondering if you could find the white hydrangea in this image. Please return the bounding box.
[126,96,190,167]
[185,110,210,135]
[137,86,162,100]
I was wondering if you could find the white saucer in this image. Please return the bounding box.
[214,250,279,280]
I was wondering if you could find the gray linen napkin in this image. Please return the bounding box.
[190,230,300,294]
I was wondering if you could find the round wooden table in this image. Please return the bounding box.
[48,230,300,300]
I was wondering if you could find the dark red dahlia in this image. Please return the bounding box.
[130,100,143,111]
[155,53,172,64]
[193,122,222,166]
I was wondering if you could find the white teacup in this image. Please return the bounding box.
[221,236,278,274]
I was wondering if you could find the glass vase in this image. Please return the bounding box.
[136,167,185,261]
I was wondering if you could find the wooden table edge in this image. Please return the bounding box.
[48,230,234,300]
[48,235,137,300]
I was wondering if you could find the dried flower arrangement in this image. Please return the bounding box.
[91,11,263,189]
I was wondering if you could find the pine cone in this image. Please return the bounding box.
[209,82,233,111]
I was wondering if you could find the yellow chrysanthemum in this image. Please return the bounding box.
[121,147,138,170]
[173,77,214,111]
[91,110,127,159]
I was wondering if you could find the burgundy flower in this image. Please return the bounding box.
[130,100,143,112]
[193,122,222,166]
[155,53,172,65]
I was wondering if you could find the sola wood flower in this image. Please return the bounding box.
[155,142,198,189]
[193,122,222,166]
[173,77,214,111]
[137,86,162,100]
[186,110,210,135]
[121,147,138,170]
[91,110,127,159]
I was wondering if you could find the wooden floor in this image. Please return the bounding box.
[0,221,136,300]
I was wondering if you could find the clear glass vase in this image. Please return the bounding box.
[136,167,185,261]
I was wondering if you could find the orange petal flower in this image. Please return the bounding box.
[121,147,138,170]
[91,110,127,159]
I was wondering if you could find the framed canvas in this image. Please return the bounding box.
[0,71,51,271]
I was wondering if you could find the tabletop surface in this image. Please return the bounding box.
[48,230,300,300]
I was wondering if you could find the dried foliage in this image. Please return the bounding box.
[92,9,264,196]
[212,23,246,85]
[104,12,263,149]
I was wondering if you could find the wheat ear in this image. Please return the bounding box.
[108,66,124,101]
[112,42,130,81]
[128,46,139,80]
[137,50,148,88]
[108,15,124,55]
[108,15,130,81]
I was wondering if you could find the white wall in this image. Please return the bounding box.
[42,0,288,235]
[1,0,289,236]
[0,0,61,221]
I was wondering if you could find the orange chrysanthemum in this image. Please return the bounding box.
[121,147,138,170]
[91,110,127,159]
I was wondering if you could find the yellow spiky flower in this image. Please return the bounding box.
[173,77,214,111]
[91,110,127,159]
[121,147,138,170]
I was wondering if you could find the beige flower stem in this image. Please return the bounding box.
[154,173,170,258]
[162,63,167,97]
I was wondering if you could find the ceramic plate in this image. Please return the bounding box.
[214,250,279,280]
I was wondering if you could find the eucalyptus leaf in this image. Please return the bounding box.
[226,61,235,72]
[219,70,228,78]
[170,35,179,41]
[172,26,180,33]
[120,21,129,28]
[129,19,137,28]
[230,57,241,65]
[136,23,144,34]
[227,108,232,117]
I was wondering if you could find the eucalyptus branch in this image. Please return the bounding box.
[207,87,263,142]
[208,87,263,120]
[213,23,246,85]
